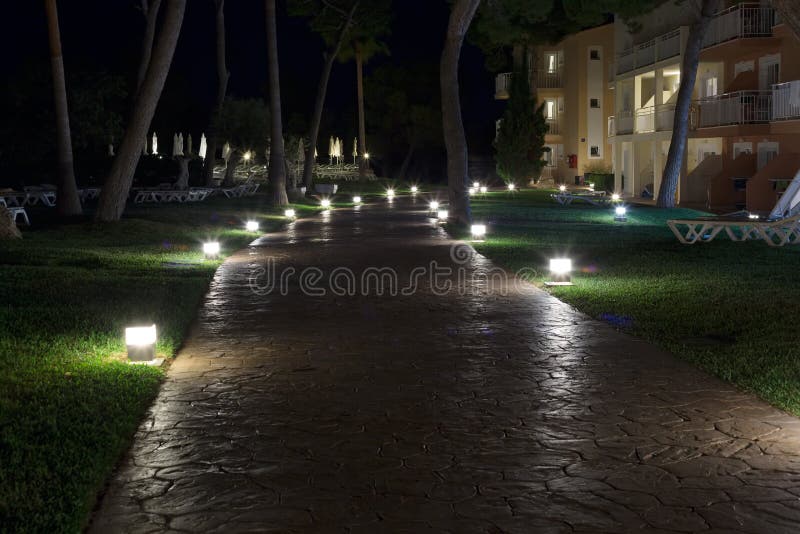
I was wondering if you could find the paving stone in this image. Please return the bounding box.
[89,200,800,532]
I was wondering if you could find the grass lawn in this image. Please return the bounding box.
[466,189,800,413]
[0,194,321,532]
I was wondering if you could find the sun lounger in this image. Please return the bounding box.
[551,192,614,207]
[3,205,30,225]
[22,187,56,207]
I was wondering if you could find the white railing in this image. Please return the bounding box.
[608,116,616,137]
[615,28,684,76]
[702,3,774,48]
[772,81,800,121]
[655,104,676,131]
[545,118,561,135]
[617,110,634,134]
[495,72,512,99]
[537,70,563,89]
[635,107,655,133]
[696,91,772,127]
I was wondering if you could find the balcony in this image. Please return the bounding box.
[616,110,634,134]
[615,29,683,77]
[495,72,512,99]
[608,116,616,137]
[772,81,800,121]
[635,107,655,133]
[545,118,561,135]
[537,69,563,89]
[702,3,774,49]
[693,91,772,129]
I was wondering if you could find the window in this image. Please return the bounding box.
[590,98,600,108]
[545,52,559,74]
[590,146,600,157]
[589,49,600,61]
[704,77,718,97]
[544,99,557,119]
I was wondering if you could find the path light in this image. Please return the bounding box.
[507,183,516,191]
[243,151,252,162]
[437,209,449,221]
[126,324,157,362]
[615,206,627,222]
[612,193,621,201]
[411,185,418,193]
[749,213,760,220]
[320,198,331,209]
[203,241,220,258]
[559,184,567,192]
[588,183,595,191]
[284,209,296,218]
[386,188,395,199]
[473,181,480,188]
[547,258,573,286]
[429,201,439,212]
[364,152,370,160]
[471,224,487,241]
[468,187,476,196]
[480,186,488,194]
[245,220,259,232]
[353,196,362,204]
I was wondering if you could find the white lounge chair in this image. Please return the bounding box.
[667,170,800,247]
[551,191,614,207]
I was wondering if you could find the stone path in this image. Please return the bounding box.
[92,199,800,533]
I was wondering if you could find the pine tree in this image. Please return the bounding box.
[494,67,548,185]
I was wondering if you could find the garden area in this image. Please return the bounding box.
[466,189,800,414]
[0,195,323,532]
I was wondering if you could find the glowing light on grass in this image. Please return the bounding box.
[588,183,595,191]
[749,213,760,220]
[386,188,395,199]
[353,196,362,204]
[615,206,627,222]
[612,193,621,201]
[126,325,156,362]
[364,152,370,159]
[429,201,439,212]
[480,186,488,194]
[320,198,331,209]
[468,187,476,196]
[547,258,573,285]
[473,181,480,188]
[437,209,449,221]
[243,151,252,162]
[411,185,418,193]
[203,241,220,257]
[471,224,486,241]
[559,184,567,192]
[245,220,259,232]
[284,209,296,218]
[507,183,516,191]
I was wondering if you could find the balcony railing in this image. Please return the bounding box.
[694,90,772,128]
[495,72,512,99]
[702,3,774,48]
[545,118,561,135]
[655,104,676,131]
[615,29,682,76]
[772,81,800,121]
[608,116,616,137]
[616,110,634,134]
[635,107,655,133]
[537,70,563,89]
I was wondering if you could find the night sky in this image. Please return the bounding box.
[5,1,502,157]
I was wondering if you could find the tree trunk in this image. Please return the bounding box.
[657,0,719,208]
[773,0,800,41]
[136,0,162,95]
[203,0,228,187]
[302,2,358,189]
[175,156,189,189]
[45,0,82,217]
[222,151,240,187]
[397,140,415,180]
[440,0,480,225]
[356,43,368,177]
[266,0,288,206]
[95,0,186,222]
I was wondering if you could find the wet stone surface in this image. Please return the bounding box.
[91,199,800,533]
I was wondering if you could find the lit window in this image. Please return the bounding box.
[590,98,600,108]
[546,53,558,74]
[545,100,556,119]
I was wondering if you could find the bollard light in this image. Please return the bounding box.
[284,209,296,218]
[126,324,157,362]
[612,193,621,201]
[548,258,573,285]
[589,183,595,190]
[748,213,760,220]
[203,241,220,258]
[507,183,516,191]
[411,185,418,193]
[471,224,487,241]
[243,151,252,162]
[468,187,476,196]
[559,184,567,192]
[473,181,480,188]
[480,186,488,194]
[386,188,395,199]
[437,209,449,221]
[614,206,627,222]
[353,196,362,204]
[245,220,259,232]
[429,201,439,212]
[320,198,331,209]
